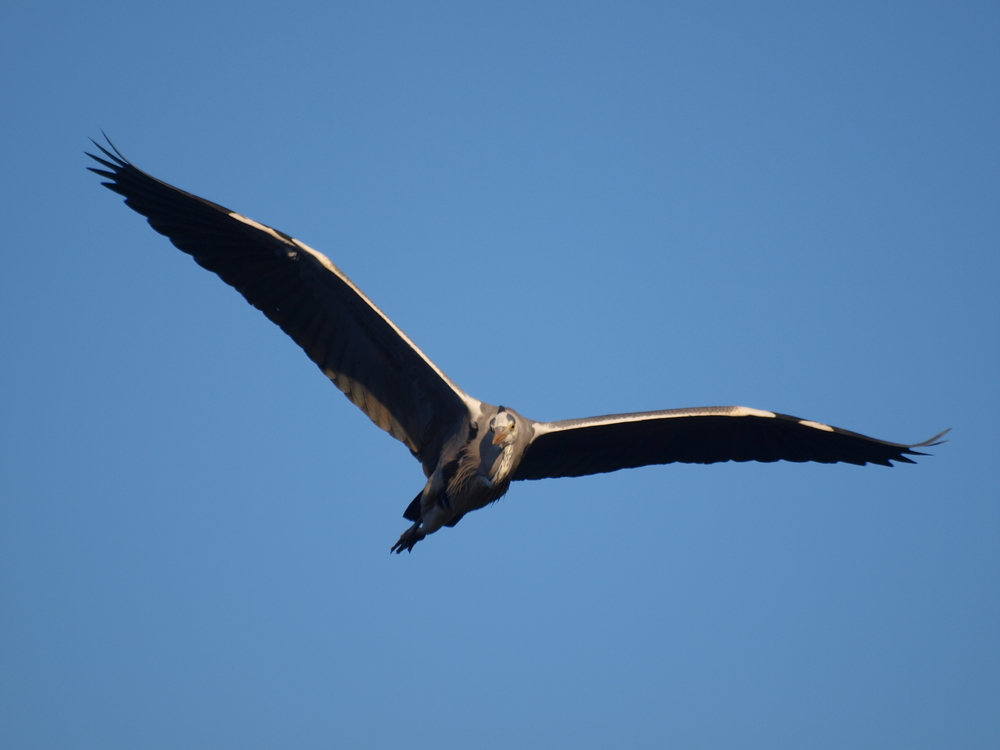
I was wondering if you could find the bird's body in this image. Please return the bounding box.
[87,139,946,553]
[395,405,530,551]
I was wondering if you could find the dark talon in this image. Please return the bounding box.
[391,522,426,554]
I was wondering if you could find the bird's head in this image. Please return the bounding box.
[489,409,517,447]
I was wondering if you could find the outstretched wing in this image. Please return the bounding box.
[513,406,948,480]
[88,138,478,475]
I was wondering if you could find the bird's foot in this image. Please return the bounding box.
[391,522,426,554]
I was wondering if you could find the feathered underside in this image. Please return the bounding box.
[513,407,948,480]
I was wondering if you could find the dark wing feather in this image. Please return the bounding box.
[87,139,475,474]
[513,406,947,480]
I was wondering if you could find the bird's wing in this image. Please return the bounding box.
[513,406,948,480]
[88,139,478,475]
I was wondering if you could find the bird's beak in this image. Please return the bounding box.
[492,427,508,445]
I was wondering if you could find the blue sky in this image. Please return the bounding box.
[2,2,998,748]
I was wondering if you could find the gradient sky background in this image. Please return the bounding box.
[2,2,998,748]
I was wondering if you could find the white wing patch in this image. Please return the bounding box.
[228,211,289,244]
[729,407,777,419]
[799,420,835,432]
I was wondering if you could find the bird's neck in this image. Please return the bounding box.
[493,444,515,484]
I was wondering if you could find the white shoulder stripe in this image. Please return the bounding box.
[799,420,835,432]
[229,211,290,244]
[729,407,777,419]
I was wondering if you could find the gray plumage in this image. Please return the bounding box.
[87,139,947,553]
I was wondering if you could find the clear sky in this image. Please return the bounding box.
[2,2,997,748]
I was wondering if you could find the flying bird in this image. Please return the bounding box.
[87,139,947,553]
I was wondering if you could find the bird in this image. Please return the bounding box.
[87,138,947,553]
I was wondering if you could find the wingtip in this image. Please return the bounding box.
[86,133,129,167]
[99,130,126,159]
[913,428,951,449]
[893,427,950,464]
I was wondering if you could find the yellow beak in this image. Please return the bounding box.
[492,427,509,445]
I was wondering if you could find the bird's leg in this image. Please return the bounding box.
[391,503,453,554]
[391,521,426,554]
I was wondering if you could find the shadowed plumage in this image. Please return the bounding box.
[87,138,948,553]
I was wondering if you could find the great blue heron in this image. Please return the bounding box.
[87,139,946,553]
